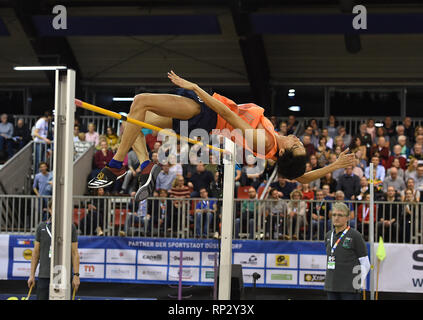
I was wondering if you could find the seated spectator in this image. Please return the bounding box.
[355,149,368,172]
[326,115,338,140]
[403,117,415,144]
[368,169,384,200]
[235,187,260,239]
[32,111,52,173]
[149,141,162,159]
[195,188,217,238]
[370,137,390,167]
[322,184,335,200]
[334,136,346,152]
[270,176,297,199]
[204,153,218,176]
[240,154,264,190]
[409,143,423,163]
[352,158,364,179]
[309,189,330,240]
[74,132,92,160]
[309,119,321,140]
[79,187,107,236]
[169,175,191,199]
[405,158,418,182]
[188,162,214,198]
[316,136,331,167]
[365,156,386,181]
[328,190,355,230]
[286,115,297,135]
[415,134,423,148]
[120,149,140,195]
[156,163,177,192]
[0,113,14,161]
[33,162,53,221]
[374,126,390,147]
[336,166,361,200]
[302,134,316,157]
[264,188,288,240]
[377,186,400,242]
[387,158,405,181]
[400,178,420,202]
[357,193,377,240]
[301,125,319,148]
[95,135,107,150]
[270,116,278,129]
[386,144,407,170]
[305,162,320,191]
[121,197,149,237]
[320,172,337,195]
[301,183,315,201]
[73,125,80,142]
[278,121,288,136]
[90,140,114,180]
[408,164,423,193]
[397,135,411,158]
[12,118,31,153]
[209,171,221,198]
[85,123,100,146]
[356,176,370,201]
[287,189,308,240]
[382,167,406,193]
[401,188,418,243]
[366,119,376,142]
[168,154,183,177]
[309,154,321,171]
[384,116,396,138]
[105,126,119,151]
[321,128,334,150]
[337,126,352,148]
[349,136,368,162]
[355,122,373,153]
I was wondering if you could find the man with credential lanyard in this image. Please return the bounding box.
[28,200,80,300]
[324,202,371,300]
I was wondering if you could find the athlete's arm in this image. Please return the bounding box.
[295,148,354,184]
[168,71,261,151]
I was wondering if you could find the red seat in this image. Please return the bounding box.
[73,208,86,225]
[237,186,252,199]
[257,185,267,198]
[113,209,127,226]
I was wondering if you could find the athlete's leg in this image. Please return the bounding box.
[113,93,201,162]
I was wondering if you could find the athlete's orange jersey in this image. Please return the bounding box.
[212,93,278,160]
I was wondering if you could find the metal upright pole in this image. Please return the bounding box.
[49,69,75,300]
[369,163,375,300]
[218,138,236,300]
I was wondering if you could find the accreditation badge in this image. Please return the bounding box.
[327,255,335,269]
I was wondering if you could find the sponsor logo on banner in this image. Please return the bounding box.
[276,255,289,267]
[300,254,326,270]
[80,264,104,279]
[266,254,298,269]
[78,249,105,263]
[201,252,219,267]
[234,253,265,268]
[242,269,265,284]
[168,267,199,282]
[138,250,167,265]
[265,269,297,285]
[200,268,215,282]
[137,266,167,281]
[107,249,136,264]
[12,263,37,278]
[17,240,32,246]
[23,249,32,261]
[169,251,200,266]
[299,270,326,286]
[271,273,292,281]
[13,248,34,262]
[106,265,135,280]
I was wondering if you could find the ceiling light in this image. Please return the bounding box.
[288,106,301,112]
[14,66,67,71]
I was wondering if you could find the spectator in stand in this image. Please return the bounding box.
[270,116,278,129]
[354,123,373,160]
[405,158,418,183]
[415,126,423,138]
[329,153,345,182]
[355,149,367,172]
[322,184,335,200]
[386,144,407,170]
[326,115,338,140]
[368,169,385,200]
[287,189,308,240]
[145,130,159,152]
[328,190,355,230]
[33,162,53,221]
[105,126,119,151]
[364,156,386,181]
[370,137,390,167]
[278,121,288,136]
[0,113,14,160]
[352,158,364,179]
[235,187,260,239]
[336,165,361,200]
[168,154,183,177]
[337,126,352,148]
[13,118,31,153]
[120,197,150,237]
[286,115,297,135]
[204,153,218,176]
[301,125,319,148]
[409,164,423,193]
[321,128,334,150]
[397,135,411,158]
[356,176,370,201]
[409,143,423,163]
[383,167,406,193]
[377,186,400,242]
[301,183,315,201]
[90,140,114,180]
[309,119,321,139]
[85,123,100,146]
[310,189,330,240]
[169,175,191,199]
[195,188,217,238]
[270,176,297,199]
[188,162,214,197]
[401,188,417,243]
[74,132,91,160]
[309,154,321,171]
[303,162,321,192]
[303,134,316,158]
[387,158,405,181]
[403,117,415,144]
[33,111,52,173]
[415,134,423,148]
[240,154,264,190]
[264,188,288,240]
[400,178,420,202]
[95,136,107,150]
[79,187,107,236]
[334,136,346,152]
[73,125,80,142]
[374,127,390,147]
[120,149,140,195]
[366,119,376,142]
[316,136,331,167]
[349,136,368,162]
[320,172,337,194]
[357,192,377,241]
[155,163,177,192]
[383,116,396,138]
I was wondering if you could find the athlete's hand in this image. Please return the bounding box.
[167,70,197,91]
[335,148,355,169]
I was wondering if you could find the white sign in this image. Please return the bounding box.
[169,251,200,266]
[80,264,104,279]
[106,249,136,264]
[266,254,298,269]
[78,248,105,263]
[299,270,326,286]
[201,252,219,267]
[234,253,265,268]
[299,254,327,270]
[137,266,167,281]
[106,265,136,280]
[168,267,200,282]
[242,268,265,284]
[201,267,216,283]
[138,250,168,265]
[375,243,423,293]
[13,247,33,262]
[266,269,297,285]
[0,235,9,279]
[12,263,38,278]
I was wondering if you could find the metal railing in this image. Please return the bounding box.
[0,195,421,244]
